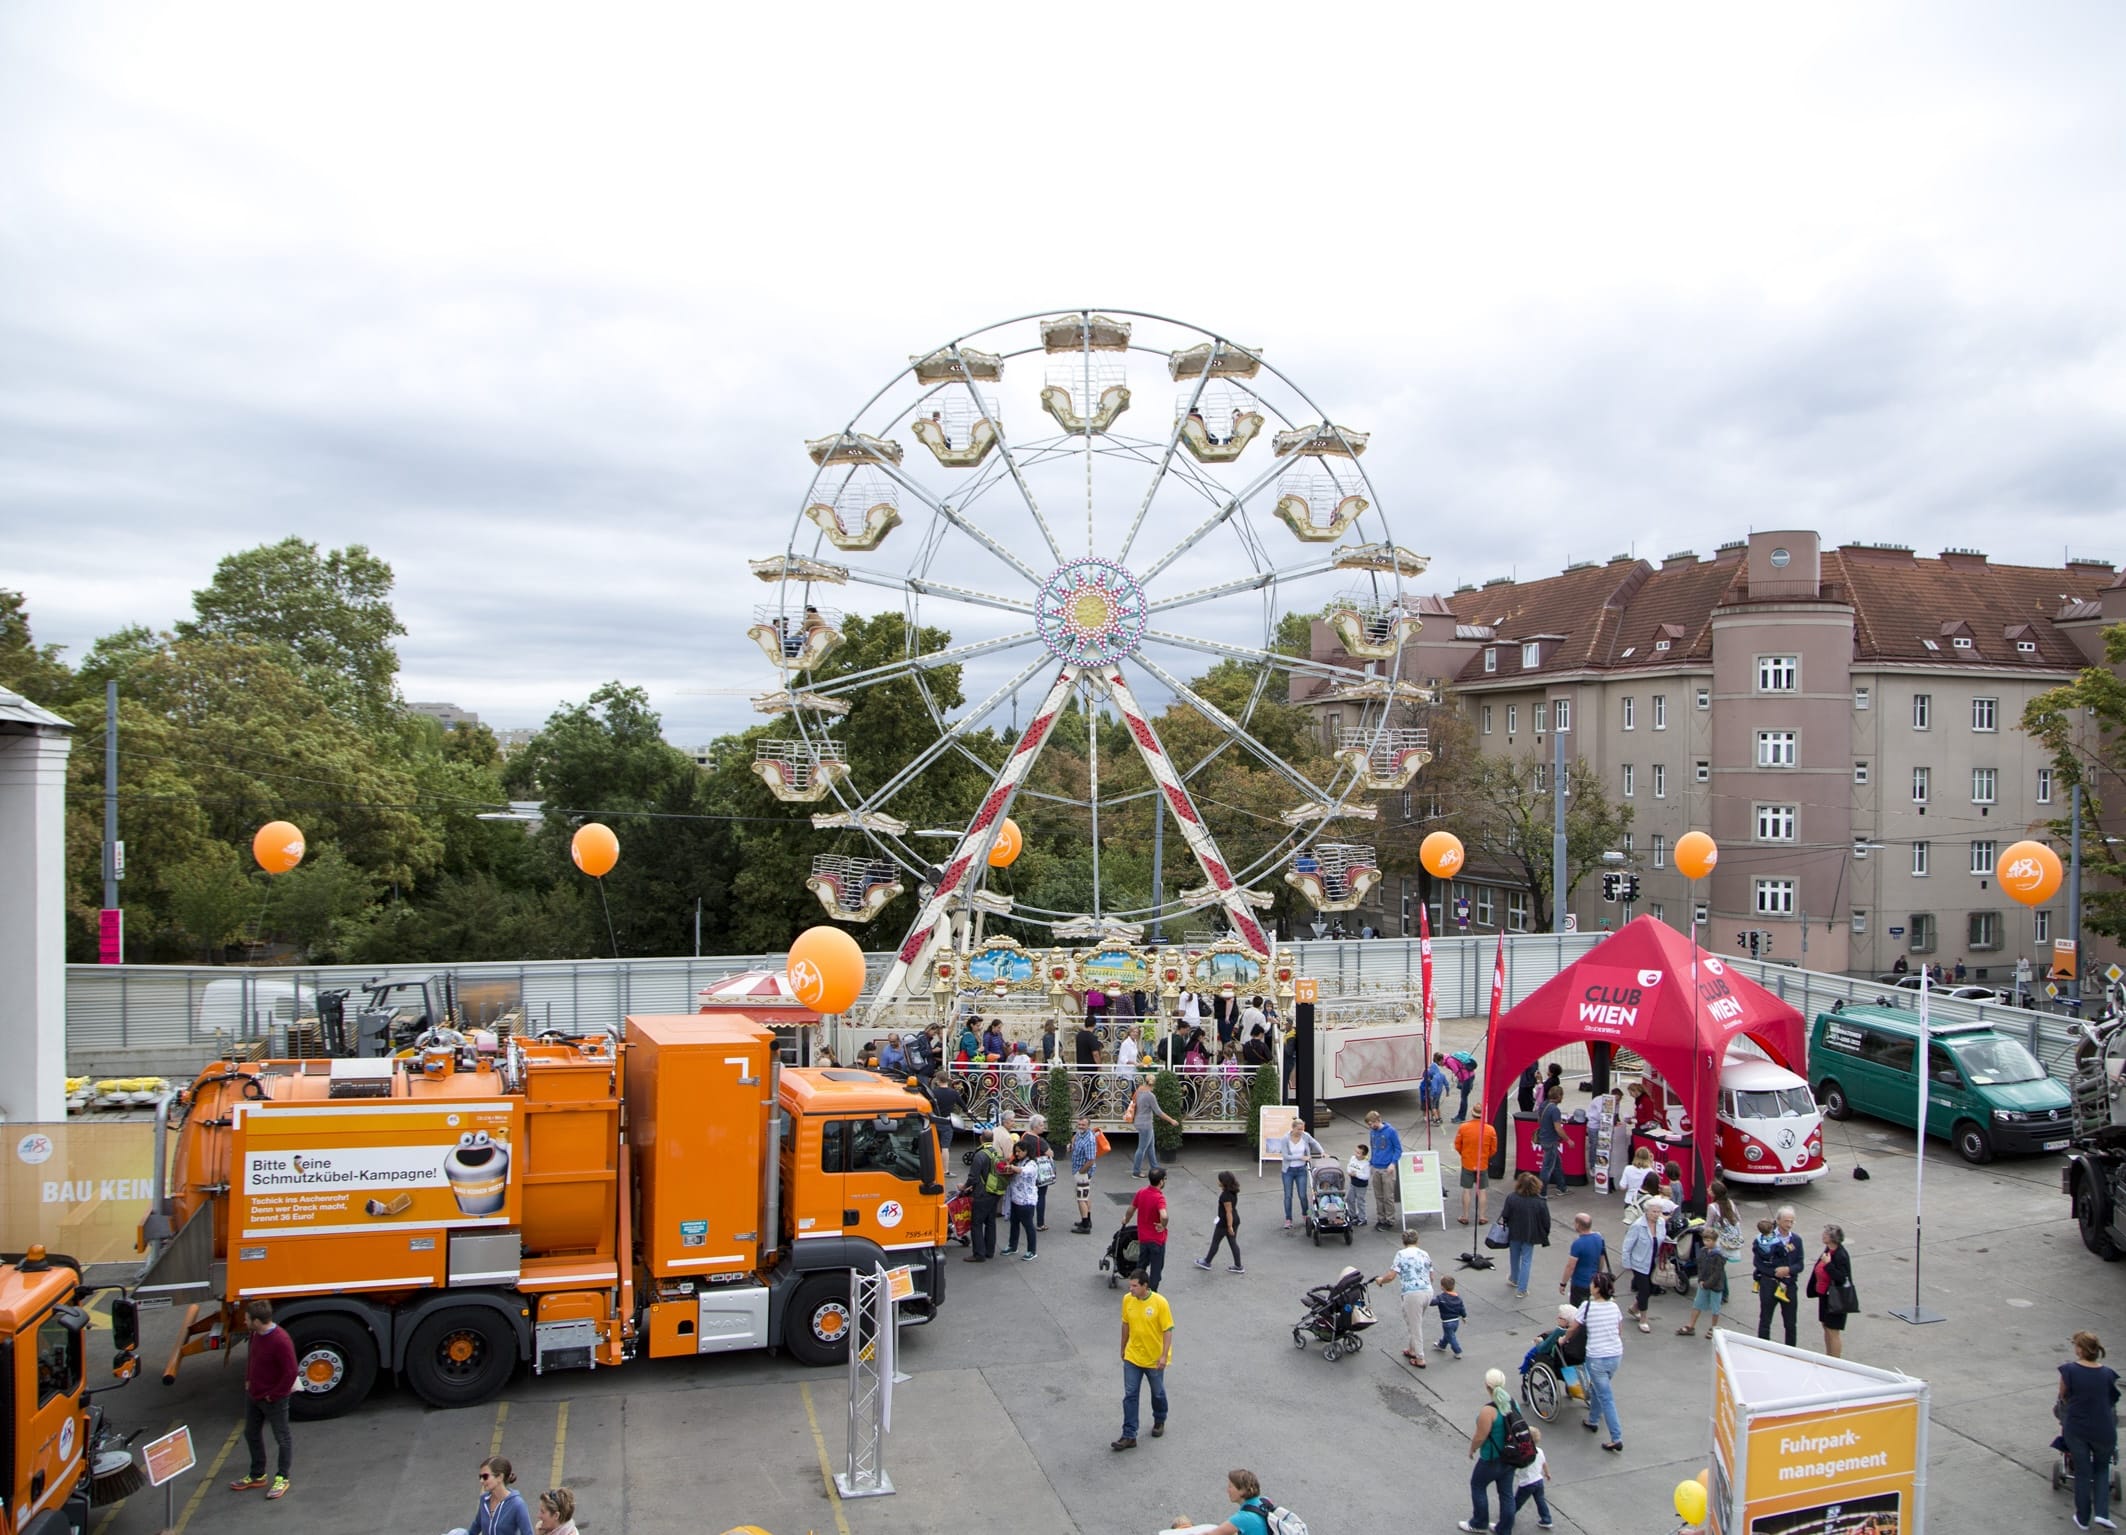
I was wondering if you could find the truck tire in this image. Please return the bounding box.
[1817,1080,1851,1121]
[287,1313,379,1420]
[784,1275,852,1367]
[2076,1171,2122,1260]
[1952,1120,1995,1165]
[403,1306,517,1409]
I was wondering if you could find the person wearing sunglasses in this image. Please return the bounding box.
[446,1456,533,1535]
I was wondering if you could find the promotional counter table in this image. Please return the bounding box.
[1510,1112,1590,1185]
[1630,1128,1697,1199]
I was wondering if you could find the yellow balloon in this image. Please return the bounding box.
[988,817,1023,868]
[251,821,305,876]
[1996,838,2063,907]
[1673,1477,1708,1524]
[1419,830,1465,879]
[1674,830,1718,881]
[787,925,866,1014]
[571,822,619,878]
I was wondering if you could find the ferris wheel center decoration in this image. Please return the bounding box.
[753,307,1434,1014]
[1036,558,1148,666]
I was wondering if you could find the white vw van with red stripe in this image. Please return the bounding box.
[1716,1044,1827,1186]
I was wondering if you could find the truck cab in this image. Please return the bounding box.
[0,1248,141,1535]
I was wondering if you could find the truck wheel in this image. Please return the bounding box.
[1817,1081,1851,1121]
[2076,1175,2122,1260]
[287,1314,379,1420]
[403,1307,517,1409]
[1952,1120,1994,1165]
[785,1276,852,1367]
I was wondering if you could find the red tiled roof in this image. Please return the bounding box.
[1827,550,2114,668]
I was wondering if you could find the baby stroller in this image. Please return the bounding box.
[1520,1316,1589,1423]
[1099,1218,1143,1289]
[1305,1156,1354,1247]
[1291,1265,1378,1361]
[2050,1402,2124,1499]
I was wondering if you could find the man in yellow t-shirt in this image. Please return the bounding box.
[1114,1270,1174,1450]
[1453,1117,1499,1227]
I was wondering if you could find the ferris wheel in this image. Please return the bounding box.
[746,309,1434,1005]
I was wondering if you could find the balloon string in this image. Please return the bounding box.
[248,878,277,957]
[596,878,620,959]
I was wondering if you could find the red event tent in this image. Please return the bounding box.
[1480,916,1808,1190]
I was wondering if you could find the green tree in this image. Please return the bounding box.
[2023,622,2126,942]
[164,846,256,961]
[268,844,376,960]
[0,590,76,703]
[177,539,406,727]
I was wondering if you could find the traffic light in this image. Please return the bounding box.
[1602,872,1620,902]
[1619,874,1640,904]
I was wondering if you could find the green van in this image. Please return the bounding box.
[1809,1004,2073,1164]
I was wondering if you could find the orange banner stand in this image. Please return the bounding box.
[0,1122,158,1267]
[1709,1331,1928,1534]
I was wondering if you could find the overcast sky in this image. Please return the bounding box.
[2,2,2121,747]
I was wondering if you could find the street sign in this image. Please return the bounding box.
[2047,982,2061,1000]
[144,1424,195,1486]
[1888,926,1905,937]
[1294,978,1319,1004]
[1563,914,1579,933]
[97,908,123,965]
[2108,963,2124,985]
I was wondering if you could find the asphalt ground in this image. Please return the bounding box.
[80,1025,2118,1535]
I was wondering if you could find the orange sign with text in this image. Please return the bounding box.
[0,1122,157,1267]
[233,1101,520,1239]
[144,1425,196,1487]
[1295,978,1319,1004]
[1742,1396,1919,1528]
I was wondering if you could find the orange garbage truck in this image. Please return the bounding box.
[131,1013,948,1418]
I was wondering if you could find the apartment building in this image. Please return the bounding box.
[1296,530,2124,983]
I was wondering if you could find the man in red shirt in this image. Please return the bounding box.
[229,1299,298,1500]
[1129,1167,1171,1292]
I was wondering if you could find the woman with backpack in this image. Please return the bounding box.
[1459,1369,1528,1533]
[1166,1467,1295,1535]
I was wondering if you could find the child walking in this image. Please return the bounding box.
[1678,1225,1729,1336]
[1432,1275,1468,1359]
[1345,1142,1372,1227]
[1512,1427,1554,1530]
[1194,1170,1245,1275]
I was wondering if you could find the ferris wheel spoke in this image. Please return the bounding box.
[863,453,1044,587]
[1143,555,1346,613]
[848,651,1051,812]
[1093,666,1273,957]
[942,351,1069,567]
[804,630,1041,699]
[866,666,1080,1020]
[1140,627,1411,691]
[838,565,1036,617]
[1116,340,1227,564]
[1135,451,1295,583]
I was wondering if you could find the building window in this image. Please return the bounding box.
[1754,878,1796,916]
[1534,702,1548,734]
[1756,730,1797,768]
[1622,764,1635,798]
[1401,789,1414,820]
[1651,833,1668,869]
[1953,635,1974,650]
[1912,693,1931,730]
[1913,842,1930,877]
[1968,910,2001,950]
[1507,704,1517,735]
[1854,686,1870,710]
[1854,840,1872,860]
[1622,697,1636,730]
[1972,697,1998,732]
[1554,698,1571,733]
[1696,686,1711,710]
[1972,767,1997,804]
[1909,912,1937,953]
[1507,891,1529,932]
[1757,656,1798,692]
[1652,695,1667,730]
[1854,760,1870,785]
[1755,804,1798,841]
[1970,840,1997,875]
[1695,760,1710,783]
[1911,766,1930,805]
[2018,639,2038,654]
[1476,888,1494,926]
[1484,647,1497,673]
[1851,909,1868,935]
[1622,832,1634,855]
[1522,641,1540,670]
[2037,767,2052,804]
[1652,764,1667,799]
[1651,902,1665,924]
[1482,704,1493,735]
[2036,909,2051,942]
[1534,761,1548,793]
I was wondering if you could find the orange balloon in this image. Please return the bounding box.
[1696,1469,1711,1489]
[1674,830,1719,881]
[1996,839,2063,906]
[251,821,305,876]
[787,925,866,1014]
[988,817,1023,868]
[1419,830,1465,879]
[571,822,619,877]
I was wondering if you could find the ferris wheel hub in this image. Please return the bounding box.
[1035,557,1148,667]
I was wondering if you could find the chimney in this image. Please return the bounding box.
[1748,530,1821,599]
[1939,548,1989,571]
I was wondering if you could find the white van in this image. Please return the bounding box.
[1715,1043,1827,1186]
[195,977,316,1040]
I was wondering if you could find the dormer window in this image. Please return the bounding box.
[1522,641,1541,669]
[1654,639,1671,652]
[2017,640,2037,654]
[1484,647,1497,673]
[1952,636,1973,650]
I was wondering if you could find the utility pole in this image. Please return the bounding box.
[1550,717,1568,932]
[100,679,123,964]
[2069,782,2084,1012]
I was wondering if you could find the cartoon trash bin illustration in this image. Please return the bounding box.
[443,1130,511,1215]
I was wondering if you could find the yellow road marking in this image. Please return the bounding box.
[798,1383,854,1535]
[490,1400,509,1457]
[549,1400,569,1488]
[90,1503,120,1535]
[172,1417,245,1534]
